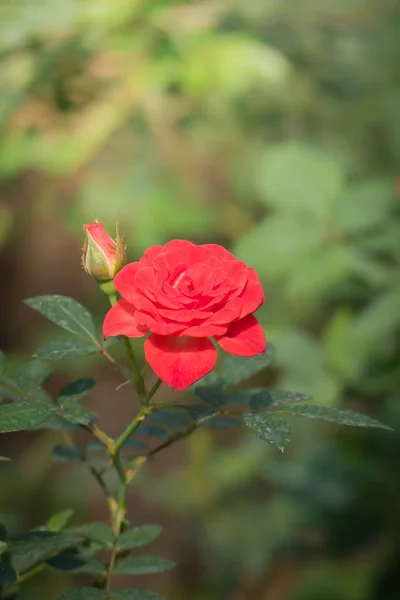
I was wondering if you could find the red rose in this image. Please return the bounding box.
[82,222,126,283]
[103,240,266,390]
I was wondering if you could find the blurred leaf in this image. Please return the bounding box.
[255,141,345,212]
[17,359,53,393]
[113,590,166,600]
[0,541,7,555]
[52,445,83,462]
[218,348,275,388]
[204,417,240,428]
[0,378,23,402]
[9,531,82,574]
[58,589,108,600]
[243,412,291,452]
[0,350,5,375]
[25,296,97,341]
[114,556,175,575]
[0,563,17,584]
[352,286,400,341]
[0,456,11,462]
[135,424,169,439]
[68,557,106,575]
[279,405,392,430]
[188,406,220,424]
[34,340,105,360]
[249,392,274,410]
[60,401,96,426]
[48,509,75,532]
[0,394,57,432]
[117,525,162,551]
[58,378,96,404]
[79,523,114,548]
[46,551,87,572]
[324,309,366,381]
[193,387,227,406]
[147,409,191,428]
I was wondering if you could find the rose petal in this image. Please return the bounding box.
[215,314,266,357]
[103,300,148,338]
[114,263,141,303]
[144,334,217,390]
[239,268,265,317]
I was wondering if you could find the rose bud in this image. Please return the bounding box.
[82,221,126,283]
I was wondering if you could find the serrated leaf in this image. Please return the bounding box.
[204,416,240,428]
[114,555,175,575]
[279,405,392,430]
[17,359,53,394]
[113,590,166,600]
[52,445,83,462]
[58,588,108,600]
[58,378,95,405]
[9,531,82,574]
[188,405,220,424]
[25,296,97,341]
[147,410,191,428]
[194,387,227,406]
[34,340,103,360]
[117,526,162,551]
[219,346,275,388]
[0,350,5,376]
[243,412,291,452]
[135,424,168,439]
[60,402,96,426]
[0,396,57,433]
[249,390,310,410]
[0,562,17,583]
[47,551,86,571]
[79,523,114,548]
[48,509,74,532]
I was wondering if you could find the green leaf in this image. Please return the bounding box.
[147,409,191,428]
[0,541,7,555]
[279,405,392,430]
[113,590,166,600]
[48,509,74,532]
[25,295,97,341]
[114,555,175,575]
[218,347,274,388]
[34,340,104,360]
[60,402,96,426]
[135,424,168,439]
[188,406,220,424]
[58,378,96,404]
[194,387,226,406]
[243,412,291,452]
[0,378,23,401]
[58,588,108,600]
[68,557,106,575]
[46,551,87,571]
[249,392,274,411]
[52,445,83,462]
[0,350,5,375]
[0,562,17,583]
[255,141,344,212]
[254,390,311,408]
[79,523,114,548]
[204,417,240,428]
[117,525,162,551]
[0,395,58,433]
[17,359,53,393]
[9,531,82,574]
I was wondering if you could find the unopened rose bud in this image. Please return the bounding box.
[82,221,126,284]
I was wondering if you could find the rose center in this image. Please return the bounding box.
[170,268,186,289]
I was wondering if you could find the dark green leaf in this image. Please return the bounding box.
[243,412,291,452]
[60,402,96,426]
[79,523,114,548]
[194,387,227,406]
[219,346,275,388]
[58,378,96,404]
[68,557,106,575]
[0,524,6,540]
[114,555,175,575]
[204,417,240,428]
[58,588,108,600]
[0,396,57,433]
[47,551,86,571]
[17,359,53,393]
[269,390,312,406]
[25,296,96,340]
[279,405,392,430]
[0,350,5,375]
[0,378,24,402]
[0,563,17,583]
[147,410,190,428]
[0,540,7,555]
[113,590,166,600]
[48,509,74,532]
[9,531,82,573]
[249,392,274,411]
[117,526,162,551]
[34,340,103,360]
[188,405,220,424]
[135,424,168,439]
[52,445,83,462]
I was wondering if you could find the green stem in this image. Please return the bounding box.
[123,337,146,396]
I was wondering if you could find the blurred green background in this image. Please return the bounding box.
[1,0,400,598]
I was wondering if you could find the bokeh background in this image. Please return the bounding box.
[1,0,400,598]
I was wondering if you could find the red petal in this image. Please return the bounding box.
[239,268,265,317]
[103,300,148,338]
[114,263,141,303]
[215,314,266,357]
[144,335,217,390]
